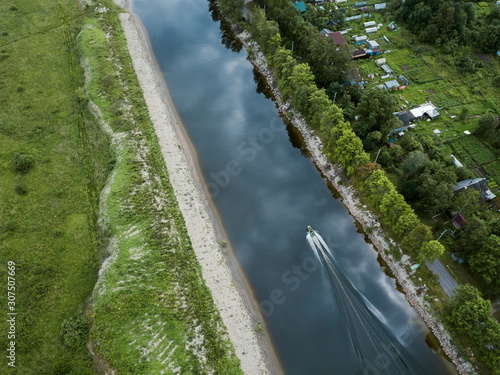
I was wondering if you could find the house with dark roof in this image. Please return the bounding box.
[394,111,410,127]
[454,178,496,202]
[353,49,368,59]
[325,32,347,46]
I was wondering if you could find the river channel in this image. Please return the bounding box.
[131,0,457,373]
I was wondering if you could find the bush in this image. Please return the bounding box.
[12,153,34,174]
[14,179,27,195]
[61,316,87,348]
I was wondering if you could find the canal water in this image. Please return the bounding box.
[132,0,457,373]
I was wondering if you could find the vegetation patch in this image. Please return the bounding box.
[0,0,112,373]
[78,2,243,373]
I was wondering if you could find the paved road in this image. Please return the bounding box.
[426,259,459,297]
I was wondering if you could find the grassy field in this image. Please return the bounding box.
[1,0,243,373]
[0,0,112,373]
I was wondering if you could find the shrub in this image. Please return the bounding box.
[14,180,27,195]
[12,153,34,174]
[60,316,87,348]
[1,220,17,234]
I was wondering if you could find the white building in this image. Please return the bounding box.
[409,102,440,120]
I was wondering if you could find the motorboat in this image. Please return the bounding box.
[307,225,315,237]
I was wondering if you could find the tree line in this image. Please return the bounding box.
[396,0,500,53]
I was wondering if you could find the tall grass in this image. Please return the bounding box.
[0,0,112,373]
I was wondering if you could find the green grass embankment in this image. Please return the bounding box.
[0,0,112,373]
[79,3,243,374]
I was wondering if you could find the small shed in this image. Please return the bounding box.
[375,57,386,66]
[394,111,410,127]
[366,27,378,34]
[368,40,379,49]
[452,214,467,229]
[320,29,332,36]
[450,155,463,168]
[399,75,410,85]
[294,1,306,12]
[364,21,376,28]
[374,3,387,10]
[353,49,367,59]
[381,64,394,75]
[372,48,382,55]
[385,79,400,89]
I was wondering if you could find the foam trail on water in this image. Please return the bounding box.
[306,228,424,374]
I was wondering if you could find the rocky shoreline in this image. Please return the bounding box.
[236,29,474,375]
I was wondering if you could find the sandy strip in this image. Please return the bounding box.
[115,7,272,375]
[236,31,474,375]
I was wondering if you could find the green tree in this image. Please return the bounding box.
[451,188,480,217]
[380,190,414,228]
[218,0,244,22]
[453,217,490,259]
[361,169,396,208]
[415,160,457,214]
[489,218,500,237]
[308,89,334,130]
[474,113,499,138]
[248,10,280,55]
[331,130,369,176]
[446,284,491,340]
[402,150,429,178]
[382,117,405,139]
[469,235,500,284]
[319,104,345,132]
[401,223,432,255]
[355,88,398,138]
[289,64,317,115]
[418,240,444,263]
